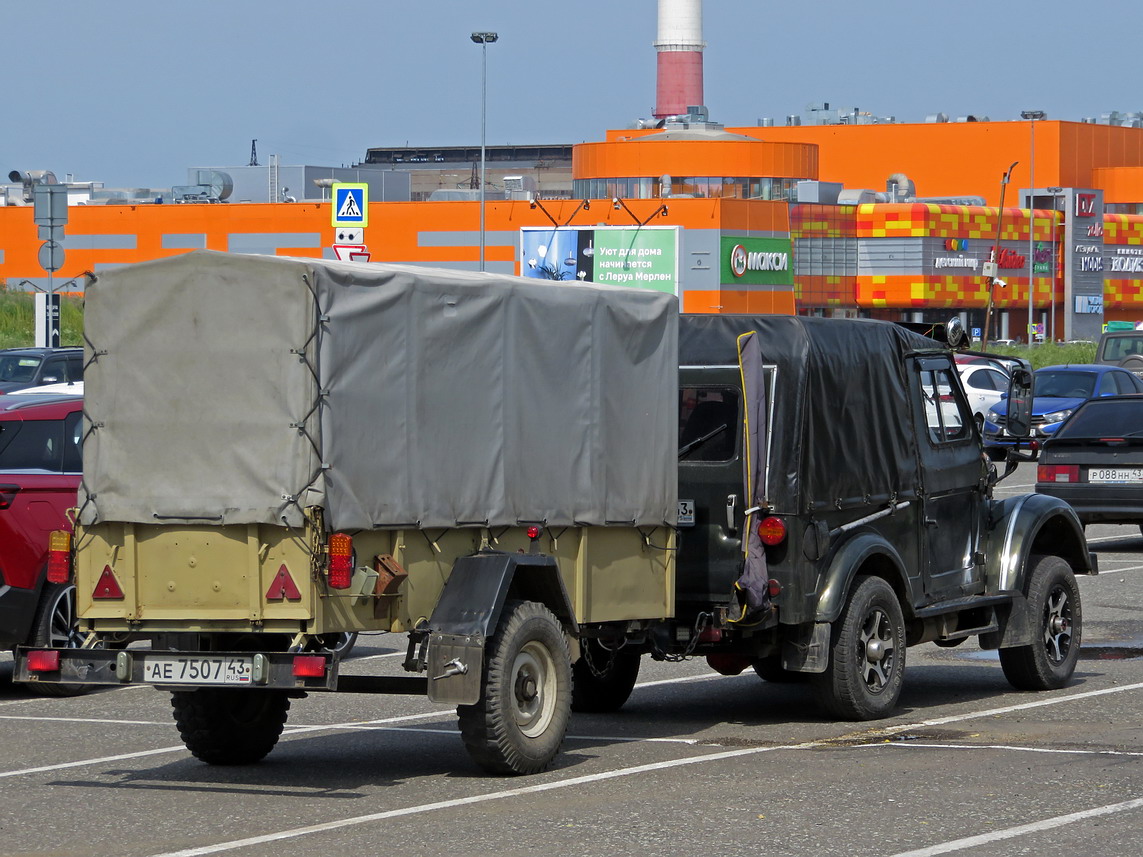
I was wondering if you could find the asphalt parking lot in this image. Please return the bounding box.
[1,464,1140,857]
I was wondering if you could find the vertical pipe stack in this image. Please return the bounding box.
[654,0,705,119]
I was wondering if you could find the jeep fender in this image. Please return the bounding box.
[980,493,1093,649]
[814,530,913,624]
[984,493,1093,594]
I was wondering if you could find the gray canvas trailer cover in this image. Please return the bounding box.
[79,251,679,532]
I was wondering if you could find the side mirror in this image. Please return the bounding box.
[1005,366,1035,438]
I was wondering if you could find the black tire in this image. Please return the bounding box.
[458,600,571,775]
[751,655,809,683]
[25,583,91,697]
[170,688,291,765]
[811,575,906,720]
[999,555,1081,691]
[571,639,641,712]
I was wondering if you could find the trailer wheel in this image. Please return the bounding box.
[25,583,90,697]
[171,689,291,765]
[999,555,1081,690]
[571,640,641,712]
[812,575,906,720]
[458,600,571,775]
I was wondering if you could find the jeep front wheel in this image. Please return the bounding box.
[812,575,906,720]
[999,554,1081,690]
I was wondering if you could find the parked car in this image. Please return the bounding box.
[0,347,83,394]
[0,393,85,695]
[1036,395,1143,532]
[957,362,1010,429]
[983,364,1143,458]
[1095,330,1143,376]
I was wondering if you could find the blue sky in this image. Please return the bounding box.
[8,0,1141,188]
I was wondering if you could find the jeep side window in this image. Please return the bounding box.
[919,367,968,444]
[0,419,66,471]
[679,387,740,461]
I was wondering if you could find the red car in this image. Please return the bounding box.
[0,393,84,695]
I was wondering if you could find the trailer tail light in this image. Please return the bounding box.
[757,516,787,546]
[327,533,354,589]
[292,655,326,678]
[1038,464,1080,483]
[46,530,72,584]
[768,578,782,598]
[526,525,542,541]
[26,649,61,673]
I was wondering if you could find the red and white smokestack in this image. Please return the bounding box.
[654,0,705,120]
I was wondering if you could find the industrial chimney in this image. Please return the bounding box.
[654,0,705,119]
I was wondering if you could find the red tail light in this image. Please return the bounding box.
[1038,464,1080,483]
[26,649,61,672]
[292,655,326,678]
[327,532,353,589]
[757,516,787,546]
[0,483,20,510]
[46,530,72,584]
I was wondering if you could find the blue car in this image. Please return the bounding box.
[983,364,1143,458]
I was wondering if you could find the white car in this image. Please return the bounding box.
[957,364,1009,427]
[10,381,84,396]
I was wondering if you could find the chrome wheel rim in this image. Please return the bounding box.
[858,607,896,693]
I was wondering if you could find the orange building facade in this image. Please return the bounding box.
[5,118,1143,337]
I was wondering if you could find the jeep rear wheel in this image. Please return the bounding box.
[572,639,641,712]
[171,688,291,765]
[458,600,571,775]
[999,555,1081,690]
[812,575,906,720]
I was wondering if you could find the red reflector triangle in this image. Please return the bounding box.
[93,565,125,599]
[266,564,302,601]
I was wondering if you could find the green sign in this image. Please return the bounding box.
[720,236,794,286]
[592,228,677,293]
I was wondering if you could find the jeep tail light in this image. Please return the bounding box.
[46,530,72,584]
[1038,464,1080,483]
[292,655,326,678]
[757,516,787,546]
[327,533,353,589]
[26,649,61,672]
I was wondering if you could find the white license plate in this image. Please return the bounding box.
[1088,467,1143,484]
[143,655,253,685]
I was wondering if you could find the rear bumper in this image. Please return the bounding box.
[1036,485,1143,525]
[14,647,340,692]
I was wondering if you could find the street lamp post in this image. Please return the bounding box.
[1022,110,1046,343]
[982,161,1019,349]
[471,31,498,272]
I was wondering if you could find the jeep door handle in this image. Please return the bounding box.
[726,494,738,535]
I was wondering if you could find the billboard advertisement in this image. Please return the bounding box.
[520,226,679,294]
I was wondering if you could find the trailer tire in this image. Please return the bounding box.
[171,689,291,765]
[811,575,906,720]
[999,555,1081,691]
[571,640,641,712]
[25,583,91,697]
[458,600,571,775]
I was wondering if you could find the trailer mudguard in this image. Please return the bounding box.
[425,551,577,704]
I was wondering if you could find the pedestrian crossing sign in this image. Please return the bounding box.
[332,183,368,227]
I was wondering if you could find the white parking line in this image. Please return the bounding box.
[873,741,1143,758]
[142,680,1143,857]
[883,797,1143,857]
